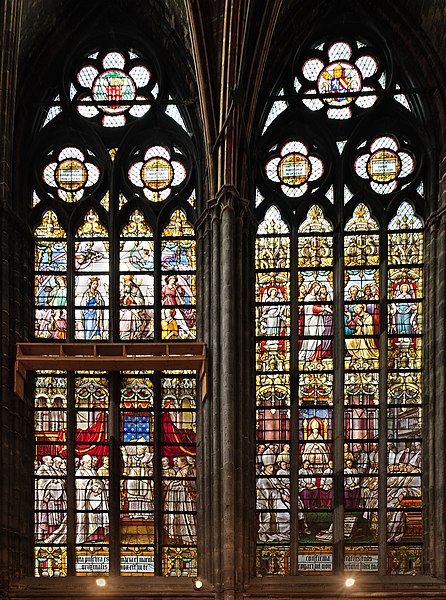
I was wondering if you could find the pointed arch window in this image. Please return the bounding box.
[30,45,199,577]
[256,33,425,576]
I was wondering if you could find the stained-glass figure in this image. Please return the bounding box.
[342,209,381,564]
[74,376,109,573]
[344,204,379,370]
[120,374,154,573]
[256,206,290,383]
[32,44,198,579]
[298,207,334,377]
[256,31,426,576]
[120,211,155,340]
[75,211,109,340]
[161,376,197,574]
[34,373,67,552]
[34,211,68,340]
[255,205,295,574]
[298,40,382,119]
[386,203,423,570]
[34,372,68,567]
[161,210,196,340]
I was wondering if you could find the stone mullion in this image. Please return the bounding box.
[378,213,388,575]
[196,214,213,583]
[424,212,436,577]
[333,185,345,573]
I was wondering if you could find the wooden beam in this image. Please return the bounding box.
[15,342,207,401]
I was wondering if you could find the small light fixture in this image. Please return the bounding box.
[96,578,107,587]
[193,577,203,590]
[345,577,355,588]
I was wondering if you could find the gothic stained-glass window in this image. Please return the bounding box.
[34,370,197,577]
[119,211,155,340]
[34,212,67,339]
[31,45,198,577]
[256,33,425,576]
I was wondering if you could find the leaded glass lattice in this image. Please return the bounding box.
[32,44,198,578]
[256,32,426,576]
[34,370,197,577]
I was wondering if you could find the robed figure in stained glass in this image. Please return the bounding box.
[390,282,418,339]
[164,455,197,544]
[75,454,109,543]
[300,418,330,470]
[120,275,153,340]
[122,442,154,518]
[345,303,379,362]
[256,449,291,542]
[298,281,332,363]
[161,274,194,338]
[35,456,67,543]
[81,277,105,339]
[259,286,286,337]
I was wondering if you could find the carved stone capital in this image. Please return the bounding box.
[425,203,446,233]
[196,185,255,234]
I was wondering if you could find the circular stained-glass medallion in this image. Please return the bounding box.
[92,69,136,114]
[317,61,362,107]
[55,159,88,190]
[367,149,401,183]
[278,153,311,186]
[141,158,174,190]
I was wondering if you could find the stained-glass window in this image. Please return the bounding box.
[34,370,197,577]
[161,210,197,340]
[32,45,197,577]
[35,212,67,339]
[297,39,384,119]
[256,32,425,576]
[120,211,155,340]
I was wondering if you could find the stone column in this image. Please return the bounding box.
[0,0,32,589]
[197,186,255,600]
[425,151,446,580]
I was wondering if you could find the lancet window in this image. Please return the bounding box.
[255,34,425,576]
[31,46,198,577]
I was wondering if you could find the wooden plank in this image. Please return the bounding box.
[18,357,204,369]
[16,342,206,357]
[15,342,207,400]
[14,362,26,400]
